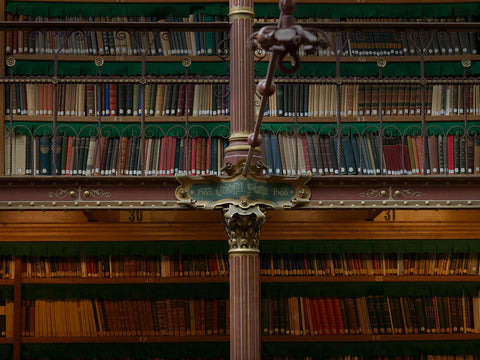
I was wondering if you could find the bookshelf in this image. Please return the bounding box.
[2,1,480,360]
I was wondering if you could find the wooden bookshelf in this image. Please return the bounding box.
[261,275,480,283]
[12,55,226,63]
[21,335,230,343]
[263,115,480,123]
[8,115,480,124]
[6,115,230,123]
[262,334,480,342]
[22,277,229,284]
[20,275,480,284]
[11,54,480,64]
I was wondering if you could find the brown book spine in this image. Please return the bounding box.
[109,83,117,116]
[428,135,439,174]
[371,84,379,116]
[176,84,186,116]
[332,297,345,335]
[5,13,14,54]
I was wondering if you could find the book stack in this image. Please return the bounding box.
[261,132,480,176]
[6,82,230,118]
[5,134,228,176]
[262,295,480,336]
[261,252,480,277]
[21,254,229,278]
[266,356,479,360]
[5,13,229,56]
[262,83,479,118]
[22,298,229,337]
[254,16,479,57]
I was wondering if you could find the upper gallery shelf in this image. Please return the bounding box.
[6,0,480,3]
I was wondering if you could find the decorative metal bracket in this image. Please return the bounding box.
[242,0,328,176]
[175,160,311,210]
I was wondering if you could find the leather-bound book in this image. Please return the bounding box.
[176,84,186,117]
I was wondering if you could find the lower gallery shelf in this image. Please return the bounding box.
[21,335,229,343]
[262,334,480,342]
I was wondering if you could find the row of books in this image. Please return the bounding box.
[259,16,479,57]
[17,358,470,360]
[21,254,229,279]
[5,14,228,56]
[22,298,229,337]
[24,358,225,360]
[260,252,479,277]
[5,250,480,279]
[8,82,480,119]
[337,17,479,57]
[262,132,480,176]
[5,135,228,176]
[262,295,480,336]
[6,14,479,57]
[6,83,230,117]
[261,84,480,118]
[267,357,479,360]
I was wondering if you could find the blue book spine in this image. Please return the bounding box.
[263,132,273,175]
[138,85,143,116]
[272,134,282,175]
[39,135,51,175]
[105,84,110,116]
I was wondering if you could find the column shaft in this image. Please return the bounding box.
[229,251,261,360]
[225,0,256,165]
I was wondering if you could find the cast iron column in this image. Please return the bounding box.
[225,0,261,165]
[224,205,266,360]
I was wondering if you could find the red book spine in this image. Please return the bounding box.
[448,134,455,174]
[191,138,197,175]
[65,136,73,175]
[158,136,167,175]
[169,136,176,175]
[208,255,218,276]
[165,136,172,176]
[302,136,311,173]
[213,298,218,334]
[201,137,207,175]
[324,297,338,335]
[109,84,117,116]
[205,138,210,174]
[197,137,203,176]
[333,297,345,335]
[317,298,330,335]
[309,298,319,335]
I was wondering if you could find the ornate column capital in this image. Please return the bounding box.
[229,6,255,18]
[223,204,266,252]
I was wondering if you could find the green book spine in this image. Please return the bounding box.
[125,84,133,116]
[132,84,140,116]
[276,84,284,117]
